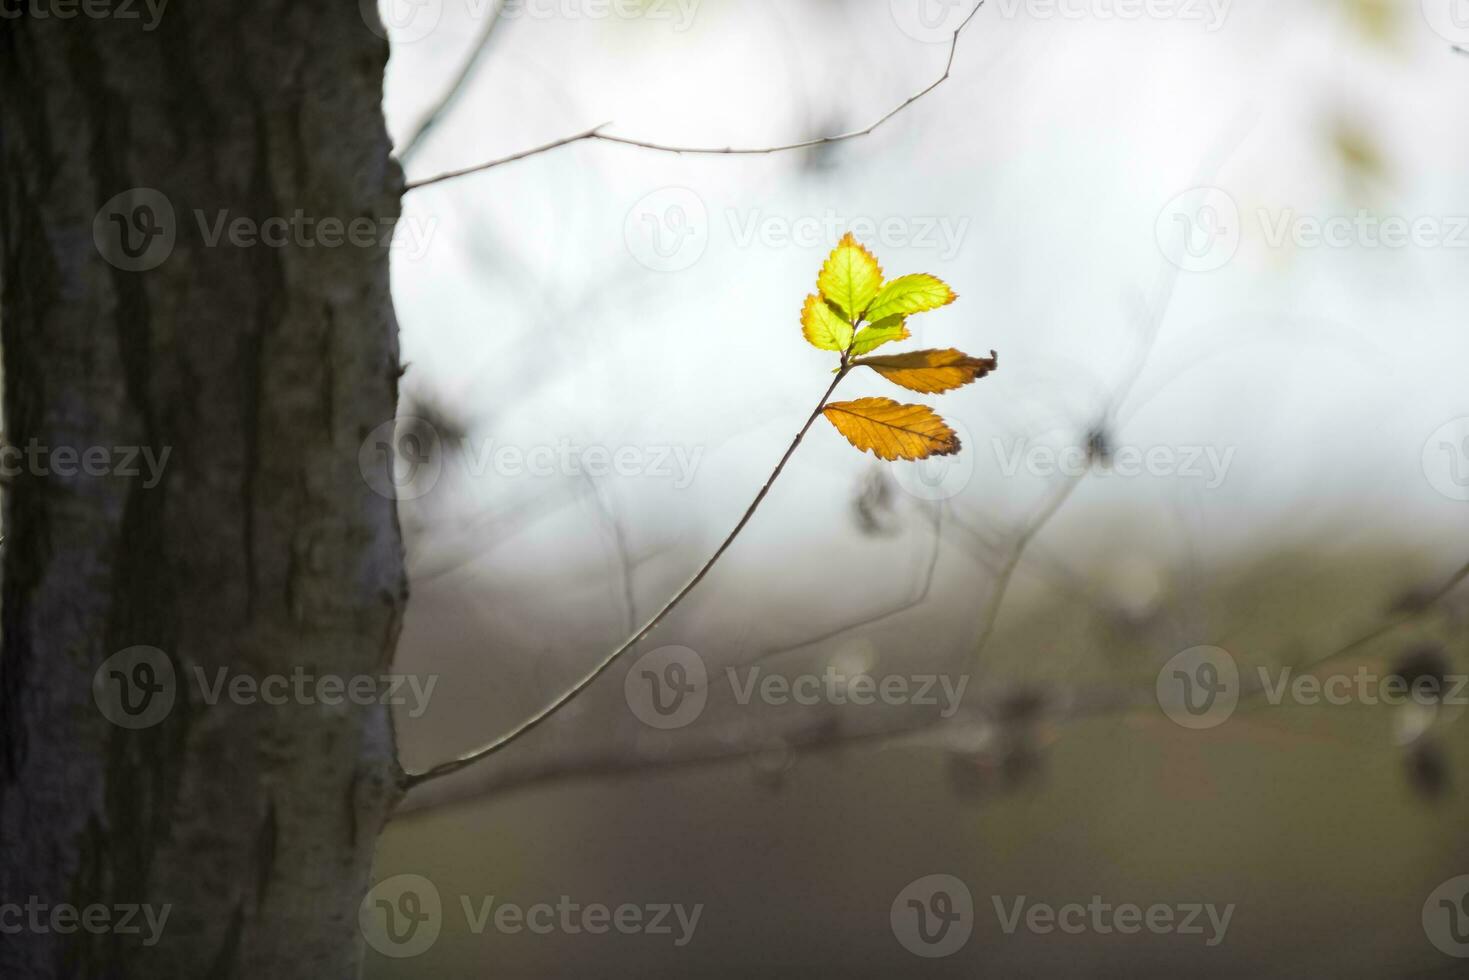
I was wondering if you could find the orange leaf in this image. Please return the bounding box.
[854,348,998,394]
[823,398,961,461]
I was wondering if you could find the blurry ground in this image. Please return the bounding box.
[370,538,1469,978]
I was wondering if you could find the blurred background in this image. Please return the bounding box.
[366,0,1469,974]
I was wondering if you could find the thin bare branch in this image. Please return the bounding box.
[963,113,1258,671]
[402,2,986,193]
[402,367,853,789]
[585,475,642,635]
[949,508,1116,614]
[968,475,1085,665]
[729,499,947,676]
[396,699,971,814]
[396,0,510,165]
[404,125,612,192]
[1069,554,1469,723]
[1279,557,1469,677]
[395,550,1469,814]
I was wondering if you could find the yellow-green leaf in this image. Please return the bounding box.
[801,294,854,351]
[854,348,998,394]
[817,232,883,322]
[850,316,910,356]
[823,397,961,461]
[863,274,957,325]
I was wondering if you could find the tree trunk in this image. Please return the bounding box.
[0,6,407,977]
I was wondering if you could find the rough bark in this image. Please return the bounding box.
[0,5,407,977]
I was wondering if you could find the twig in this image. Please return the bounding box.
[404,125,612,192]
[1262,557,1469,680]
[962,112,1257,671]
[396,694,978,814]
[961,268,1169,669]
[396,0,510,165]
[402,367,853,788]
[969,474,1085,665]
[949,508,1117,615]
[402,2,986,193]
[729,498,947,675]
[963,302,1164,670]
[1067,554,1469,723]
[396,551,1469,813]
[585,475,641,635]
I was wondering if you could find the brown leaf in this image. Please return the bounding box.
[854,348,998,394]
[823,398,961,461]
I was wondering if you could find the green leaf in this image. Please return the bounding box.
[801,294,853,351]
[864,273,957,325]
[849,316,910,356]
[816,232,884,322]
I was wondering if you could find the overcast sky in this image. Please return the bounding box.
[376,0,1469,590]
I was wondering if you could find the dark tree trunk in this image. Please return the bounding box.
[0,5,407,977]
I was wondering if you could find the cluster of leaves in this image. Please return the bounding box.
[802,233,996,461]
